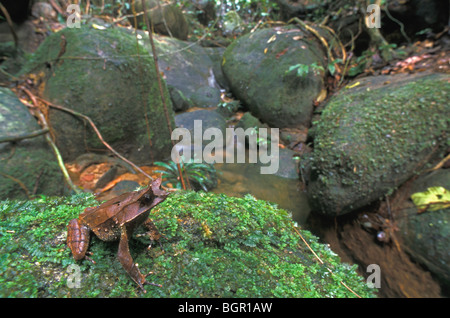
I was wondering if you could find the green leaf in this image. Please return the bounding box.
[411,187,450,213]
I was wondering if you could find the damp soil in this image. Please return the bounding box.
[306,201,444,298]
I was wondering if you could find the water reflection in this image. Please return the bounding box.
[212,161,311,226]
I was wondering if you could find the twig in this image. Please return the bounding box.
[293,226,362,298]
[34,95,154,180]
[0,65,20,81]
[384,0,410,44]
[0,128,49,144]
[21,87,80,194]
[0,2,18,49]
[140,0,187,190]
[0,172,31,199]
[33,95,179,192]
[155,0,173,38]
[427,153,450,172]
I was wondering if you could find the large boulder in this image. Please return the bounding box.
[19,26,175,165]
[222,26,327,128]
[304,72,449,217]
[135,32,224,111]
[0,87,64,200]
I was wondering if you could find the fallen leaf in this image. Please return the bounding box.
[315,88,327,103]
[346,81,360,89]
[267,35,277,43]
[411,186,450,213]
[276,48,289,59]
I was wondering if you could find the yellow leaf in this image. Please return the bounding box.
[92,23,106,30]
[411,187,450,214]
[264,47,268,54]
[267,35,277,43]
[345,81,360,89]
[315,88,327,103]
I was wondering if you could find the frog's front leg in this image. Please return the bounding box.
[67,219,95,263]
[118,226,162,292]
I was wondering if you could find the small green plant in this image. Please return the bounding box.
[286,62,324,78]
[154,157,218,191]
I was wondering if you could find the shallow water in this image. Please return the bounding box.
[212,161,311,226]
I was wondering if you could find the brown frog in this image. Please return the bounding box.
[67,177,169,292]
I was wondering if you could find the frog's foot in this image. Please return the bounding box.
[129,265,161,292]
[84,252,96,264]
[143,271,162,288]
[119,227,161,293]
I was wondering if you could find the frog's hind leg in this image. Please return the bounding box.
[118,226,161,292]
[67,219,95,263]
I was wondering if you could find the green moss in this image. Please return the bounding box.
[306,74,449,214]
[18,26,175,163]
[0,191,375,297]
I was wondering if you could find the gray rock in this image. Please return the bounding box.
[174,109,227,148]
[128,0,189,40]
[137,32,224,111]
[222,26,327,128]
[0,87,64,199]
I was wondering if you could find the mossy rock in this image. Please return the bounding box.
[222,26,326,128]
[0,191,375,297]
[19,26,175,164]
[0,88,65,200]
[304,73,450,216]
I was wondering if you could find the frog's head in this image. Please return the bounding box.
[145,177,169,208]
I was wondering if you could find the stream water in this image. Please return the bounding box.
[212,161,311,226]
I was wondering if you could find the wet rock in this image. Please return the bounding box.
[109,180,141,197]
[31,2,57,20]
[169,86,192,112]
[137,32,224,111]
[236,112,269,131]
[396,169,450,291]
[260,147,299,180]
[190,86,221,108]
[129,0,189,40]
[174,109,227,148]
[0,87,64,199]
[222,26,327,128]
[274,0,331,20]
[304,72,450,217]
[95,166,118,189]
[19,26,175,164]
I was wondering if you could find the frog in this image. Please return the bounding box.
[67,177,169,292]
